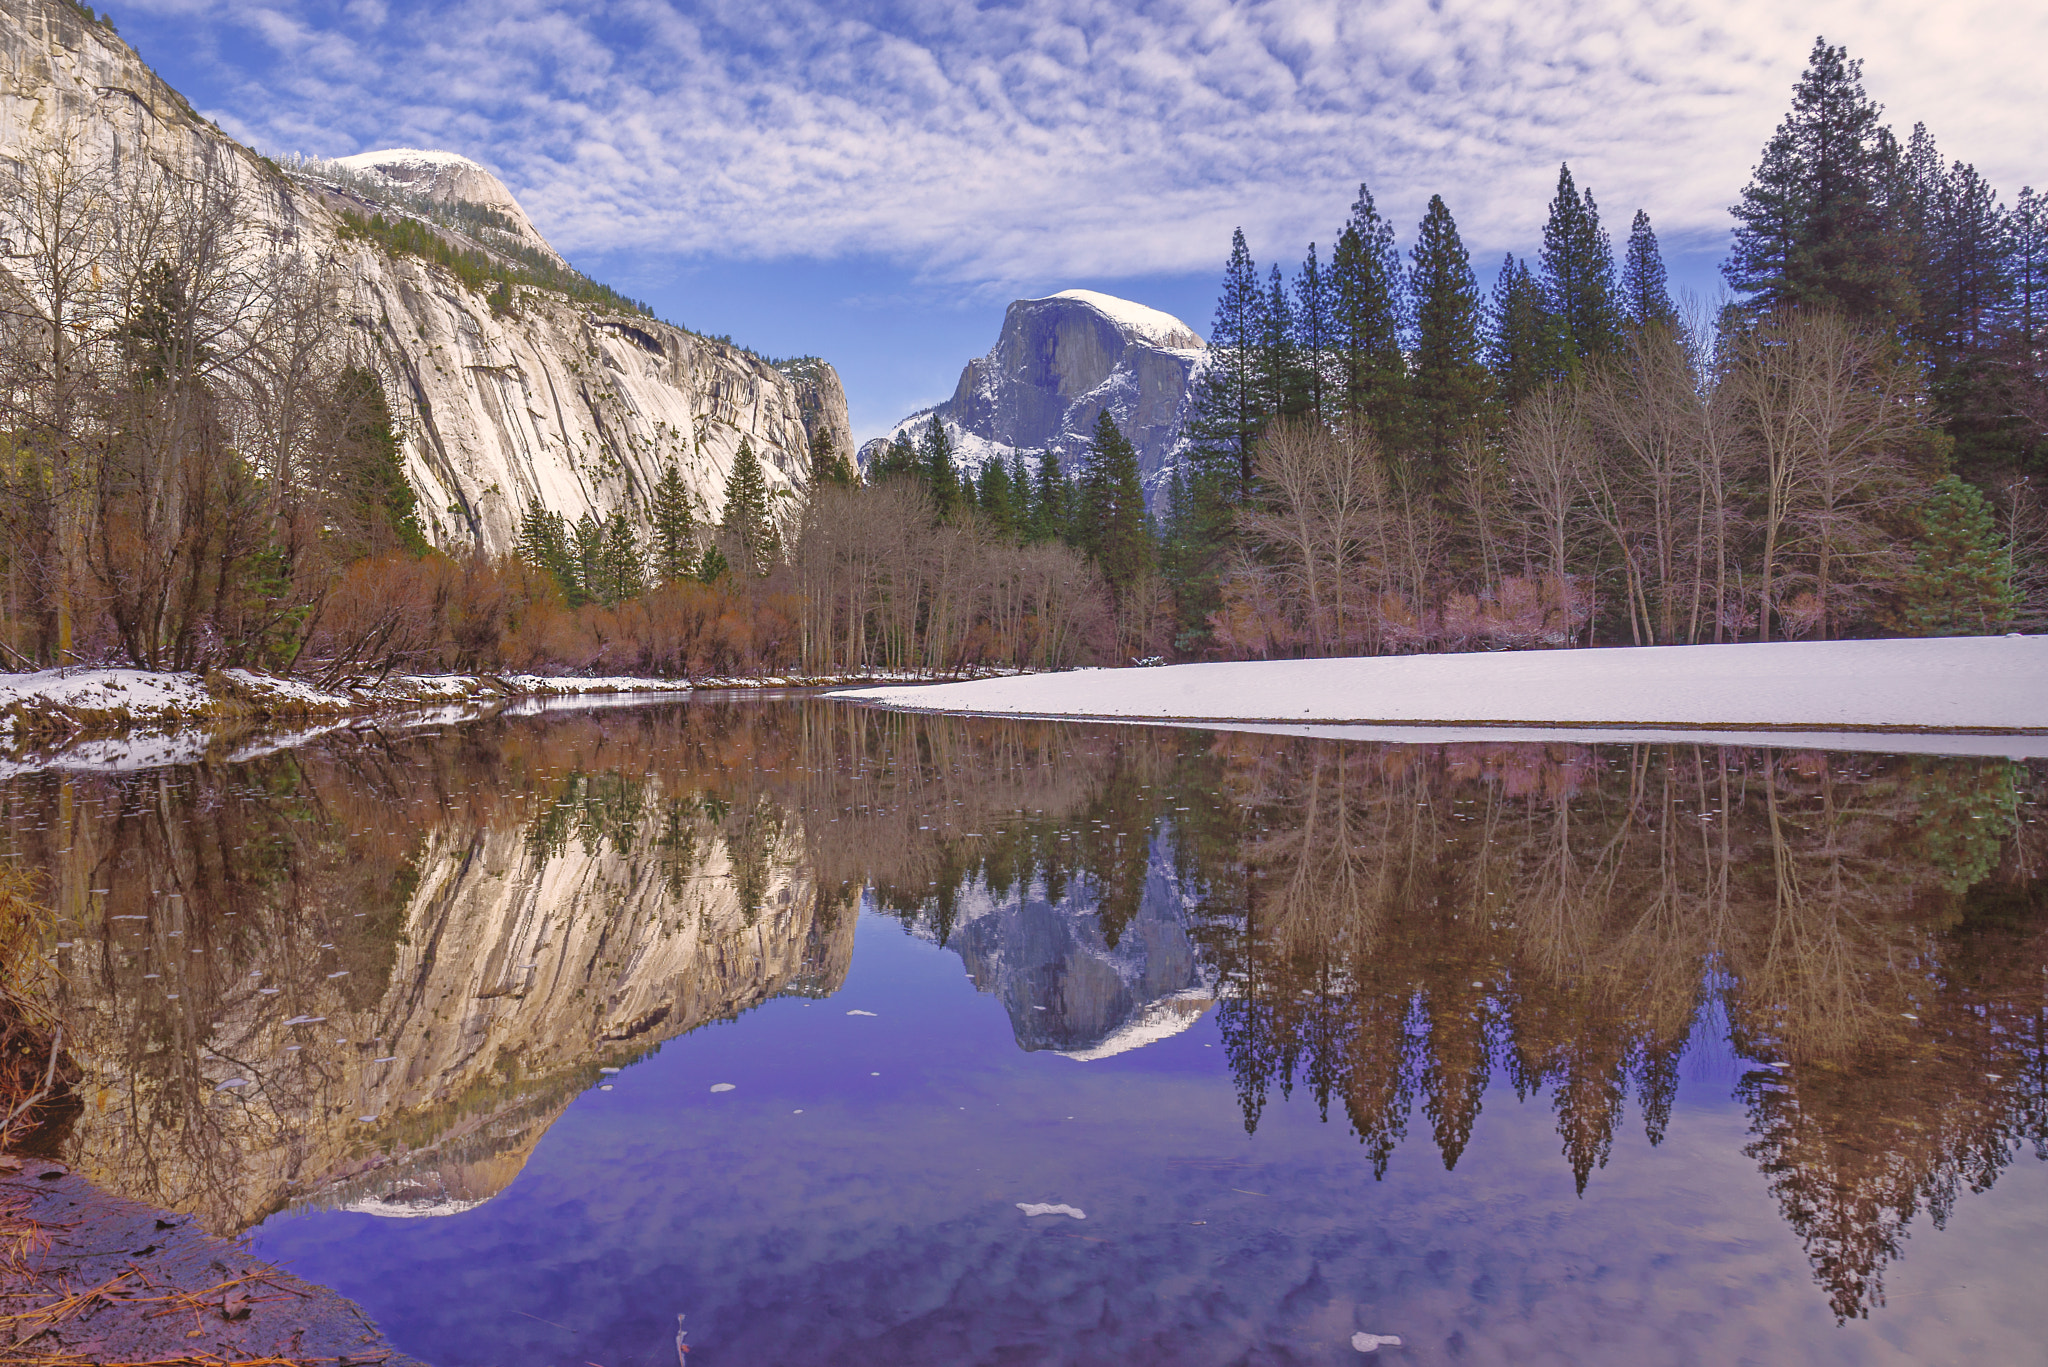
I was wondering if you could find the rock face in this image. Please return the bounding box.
[0,0,852,554]
[862,290,1206,504]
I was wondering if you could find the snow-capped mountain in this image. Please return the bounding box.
[863,290,1208,506]
[0,0,852,555]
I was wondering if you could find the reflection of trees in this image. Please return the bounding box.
[1167,737,2046,1318]
[8,704,2044,1321]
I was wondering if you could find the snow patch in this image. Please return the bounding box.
[1042,290,1204,350]
[1016,1202,1086,1219]
[1055,989,1214,1062]
[831,637,2048,734]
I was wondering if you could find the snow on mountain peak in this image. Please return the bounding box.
[1043,290,1204,350]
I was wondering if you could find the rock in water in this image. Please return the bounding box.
[860,290,1205,508]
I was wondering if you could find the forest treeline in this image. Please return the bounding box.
[1151,38,2046,655]
[1,37,2039,681]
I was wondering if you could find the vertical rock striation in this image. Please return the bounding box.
[0,0,851,555]
[861,289,1206,504]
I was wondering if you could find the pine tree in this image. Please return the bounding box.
[517,506,580,603]
[1186,228,1268,499]
[1293,243,1339,424]
[1918,154,2019,471]
[870,430,920,483]
[1033,449,1071,544]
[1258,264,1311,422]
[1620,210,1677,332]
[650,461,697,584]
[1899,474,2017,633]
[809,425,855,487]
[919,416,960,516]
[1407,194,1490,486]
[594,511,644,605]
[1331,183,1408,445]
[1009,454,1035,538]
[1486,253,1560,417]
[976,457,1020,539]
[1082,410,1150,607]
[574,511,605,602]
[719,437,777,574]
[1725,37,1914,322]
[1540,164,1621,373]
[332,366,428,556]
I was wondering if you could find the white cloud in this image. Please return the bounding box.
[122,0,2048,288]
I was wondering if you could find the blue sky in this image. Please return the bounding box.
[109,0,2046,441]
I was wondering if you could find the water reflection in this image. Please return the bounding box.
[4,701,2044,1333]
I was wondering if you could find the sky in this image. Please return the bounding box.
[105,0,2048,442]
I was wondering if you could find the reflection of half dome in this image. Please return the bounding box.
[1055,989,1215,1062]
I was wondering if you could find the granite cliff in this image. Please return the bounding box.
[0,0,851,555]
[862,289,1206,504]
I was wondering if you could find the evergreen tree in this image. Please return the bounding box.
[1081,410,1150,607]
[574,511,605,602]
[333,366,428,556]
[1620,210,1677,332]
[592,511,644,605]
[809,425,856,487]
[1258,264,1311,422]
[1539,164,1621,372]
[1407,194,1490,486]
[1725,37,1914,322]
[1485,253,1560,417]
[1009,454,1035,538]
[976,457,1021,539]
[517,506,580,603]
[1919,154,2020,470]
[1899,474,2017,633]
[919,416,960,515]
[719,437,777,573]
[1033,449,1071,544]
[869,430,920,483]
[1292,243,1339,424]
[697,543,729,584]
[649,461,697,584]
[1186,228,1268,499]
[1331,183,1409,445]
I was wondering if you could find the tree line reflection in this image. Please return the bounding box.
[3,701,2041,1321]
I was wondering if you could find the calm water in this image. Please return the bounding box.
[7,697,2047,1365]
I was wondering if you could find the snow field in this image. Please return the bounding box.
[829,636,2048,734]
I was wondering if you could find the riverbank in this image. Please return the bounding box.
[0,665,973,751]
[0,1158,425,1367]
[831,636,2048,736]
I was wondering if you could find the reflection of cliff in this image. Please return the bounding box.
[943,853,1213,1058]
[14,708,853,1235]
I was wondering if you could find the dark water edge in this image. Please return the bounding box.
[2,696,2042,1365]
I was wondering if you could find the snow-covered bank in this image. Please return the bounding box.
[830,637,2048,737]
[0,667,697,743]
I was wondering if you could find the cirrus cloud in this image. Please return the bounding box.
[118,0,2048,290]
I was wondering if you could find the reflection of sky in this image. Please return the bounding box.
[252,913,2048,1367]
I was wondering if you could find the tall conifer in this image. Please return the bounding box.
[1293,243,1338,424]
[1725,38,1914,322]
[1187,228,1268,499]
[1540,164,1620,372]
[1407,195,1490,486]
[1331,183,1408,445]
[1082,411,1150,608]
[719,437,777,573]
[919,416,960,516]
[1620,210,1677,332]
[1486,253,1559,417]
[650,461,697,583]
[1258,264,1310,421]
